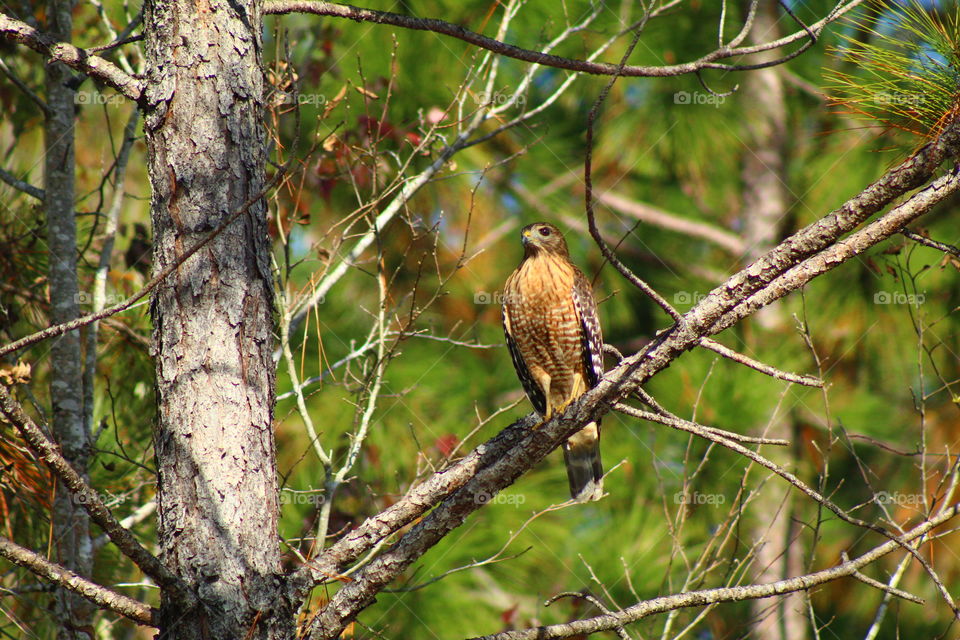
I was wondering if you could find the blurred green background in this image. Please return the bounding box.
[1,1,959,638]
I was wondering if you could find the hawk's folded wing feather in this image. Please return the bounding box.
[572,268,604,388]
[502,304,547,415]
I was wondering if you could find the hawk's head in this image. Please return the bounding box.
[520,222,569,258]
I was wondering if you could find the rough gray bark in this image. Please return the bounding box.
[142,0,294,637]
[44,0,94,637]
[740,5,808,640]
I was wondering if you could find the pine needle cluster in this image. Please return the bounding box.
[828,0,960,139]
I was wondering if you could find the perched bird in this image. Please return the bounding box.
[502,222,604,502]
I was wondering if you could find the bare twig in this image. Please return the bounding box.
[0,56,48,114]
[900,228,960,259]
[619,401,789,446]
[546,592,632,640]
[83,109,140,435]
[0,164,44,200]
[584,15,683,322]
[594,190,745,255]
[699,338,823,387]
[841,553,923,604]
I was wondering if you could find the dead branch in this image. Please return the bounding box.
[595,190,745,255]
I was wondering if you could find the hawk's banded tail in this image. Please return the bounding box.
[562,421,603,502]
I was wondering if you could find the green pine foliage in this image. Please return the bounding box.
[828,0,960,138]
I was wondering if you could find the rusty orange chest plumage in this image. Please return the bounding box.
[502,252,585,395]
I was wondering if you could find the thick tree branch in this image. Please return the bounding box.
[677,126,960,342]
[263,0,861,78]
[0,535,155,626]
[0,56,48,114]
[711,166,960,334]
[288,416,536,591]
[0,12,143,101]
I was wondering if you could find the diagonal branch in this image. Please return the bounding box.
[710,166,960,335]
[0,173,280,359]
[0,164,45,201]
[0,535,155,626]
[678,125,960,342]
[900,228,960,259]
[699,338,823,387]
[287,415,536,592]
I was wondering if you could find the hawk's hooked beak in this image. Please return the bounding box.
[521,228,532,245]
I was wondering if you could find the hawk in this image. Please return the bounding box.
[502,222,604,502]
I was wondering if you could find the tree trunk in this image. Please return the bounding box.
[142,0,294,636]
[741,4,807,640]
[44,0,94,637]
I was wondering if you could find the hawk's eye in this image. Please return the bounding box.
[538,227,551,237]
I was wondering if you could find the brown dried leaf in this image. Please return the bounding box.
[354,85,379,99]
[322,84,348,119]
[322,134,340,153]
[940,253,960,270]
[0,361,31,385]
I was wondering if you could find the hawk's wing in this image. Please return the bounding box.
[572,268,604,388]
[502,304,547,415]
